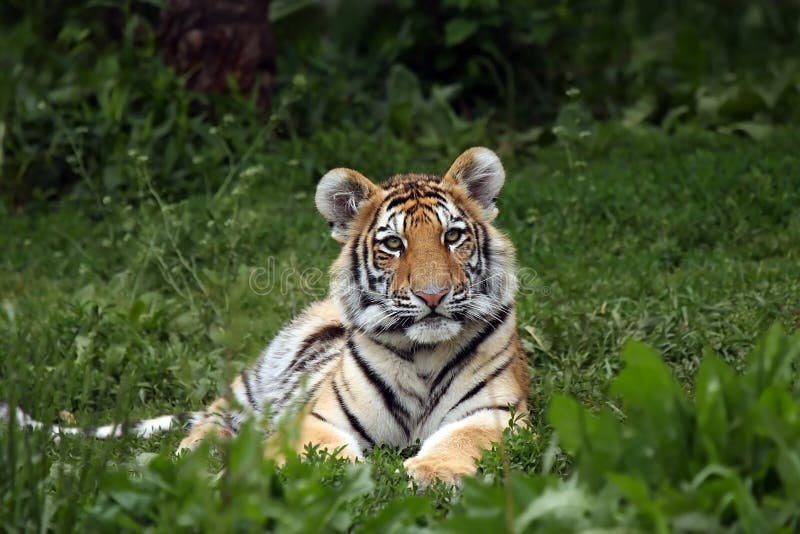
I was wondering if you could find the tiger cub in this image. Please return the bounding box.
[180,147,529,486]
[3,147,529,487]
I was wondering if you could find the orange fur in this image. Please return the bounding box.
[177,393,233,452]
[403,421,503,487]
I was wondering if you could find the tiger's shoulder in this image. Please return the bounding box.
[236,299,348,419]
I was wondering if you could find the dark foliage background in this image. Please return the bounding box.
[1,0,799,204]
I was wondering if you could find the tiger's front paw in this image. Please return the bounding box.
[175,424,233,455]
[403,454,476,489]
[175,436,200,455]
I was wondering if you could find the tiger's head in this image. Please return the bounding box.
[316,147,517,346]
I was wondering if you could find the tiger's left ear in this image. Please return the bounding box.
[316,168,378,243]
[443,147,505,220]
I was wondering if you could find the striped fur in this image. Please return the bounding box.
[2,147,530,487]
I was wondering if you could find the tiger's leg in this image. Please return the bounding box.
[176,375,251,453]
[265,409,363,463]
[403,408,509,488]
[176,397,233,453]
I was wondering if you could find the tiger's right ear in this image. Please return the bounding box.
[315,168,377,243]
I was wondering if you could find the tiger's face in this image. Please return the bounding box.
[316,148,517,345]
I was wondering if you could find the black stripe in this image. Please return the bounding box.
[240,369,258,409]
[424,306,512,418]
[395,381,425,406]
[366,335,414,361]
[347,338,411,437]
[284,324,346,376]
[332,381,375,447]
[222,412,235,433]
[278,347,335,391]
[385,212,397,229]
[353,237,380,309]
[176,412,194,430]
[350,238,360,274]
[450,309,467,322]
[350,241,371,307]
[448,351,515,416]
[281,350,318,383]
[416,203,440,220]
[384,189,444,212]
[476,222,491,293]
[429,190,449,203]
[480,223,491,263]
[310,411,328,423]
[271,324,346,410]
[385,193,416,211]
[301,323,346,355]
[430,305,511,392]
[412,189,447,204]
[359,292,380,308]
[364,204,383,236]
[273,347,341,410]
[435,200,454,213]
[225,412,242,433]
[363,237,381,290]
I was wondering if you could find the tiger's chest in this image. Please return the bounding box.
[333,352,443,446]
[320,333,499,447]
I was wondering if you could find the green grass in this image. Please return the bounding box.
[1,124,799,531]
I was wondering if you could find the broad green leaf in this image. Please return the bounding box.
[442,478,506,533]
[776,448,800,499]
[607,472,650,507]
[359,496,431,533]
[386,65,422,135]
[622,96,657,128]
[611,341,691,484]
[444,18,479,47]
[613,341,688,411]
[686,465,770,533]
[718,121,774,140]
[607,472,669,534]
[547,393,585,454]
[745,325,800,393]
[694,353,735,462]
[513,477,592,532]
[548,394,622,485]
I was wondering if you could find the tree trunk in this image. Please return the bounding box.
[157,0,275,110]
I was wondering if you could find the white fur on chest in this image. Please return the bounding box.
[349,323,510,446]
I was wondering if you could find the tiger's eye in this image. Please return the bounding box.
[384,236,404,251]
[444,228,462,244]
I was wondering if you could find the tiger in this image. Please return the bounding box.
[1,147,530,487]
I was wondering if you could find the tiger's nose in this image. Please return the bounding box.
[414,288,449,308]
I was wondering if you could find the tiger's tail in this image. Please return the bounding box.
[0,401,196,441]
